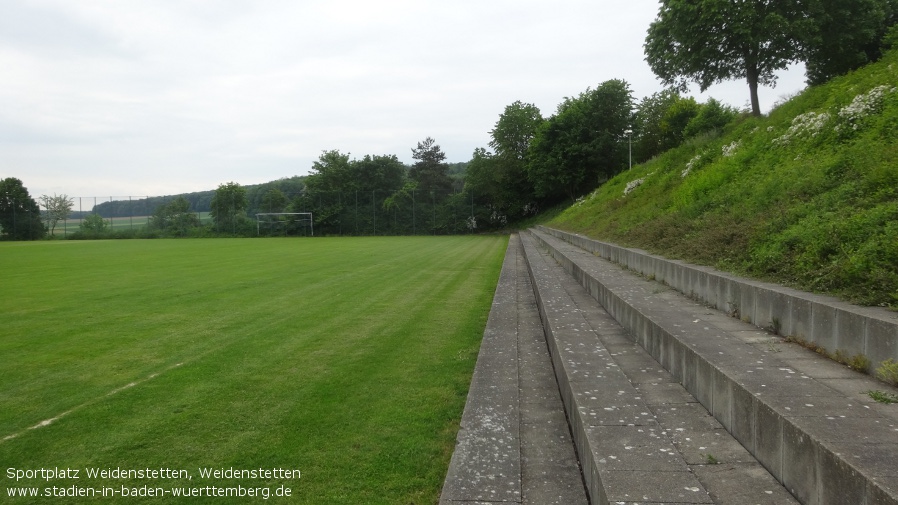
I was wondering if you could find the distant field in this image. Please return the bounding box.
[51,213,213,235]
[0,236,507,503]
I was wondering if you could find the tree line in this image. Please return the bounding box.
[87,176,306,218]
[3,1,895,240]
[0,139,476,238]
[0,81,736,240]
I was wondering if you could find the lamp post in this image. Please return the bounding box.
[624,129,632,170]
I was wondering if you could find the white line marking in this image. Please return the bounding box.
[1,362,184,443]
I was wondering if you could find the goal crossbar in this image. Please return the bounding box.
[255,212,313,236]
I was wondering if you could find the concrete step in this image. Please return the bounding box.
[440,234,588,504]
[521,230,799,505]
[533,226,898,383]
[527,227,898,505]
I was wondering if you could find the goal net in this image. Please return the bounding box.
[255,212,313,237]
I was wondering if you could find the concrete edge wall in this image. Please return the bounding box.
[439,234,522,504]
[535,226,898,373]
[528,229,897,505]
[520,232,640,504]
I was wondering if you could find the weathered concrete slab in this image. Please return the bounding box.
[694,463,801,505]
[586,424,689,472]
[440,234,587,505]
[529,227,898,505]
[635,380,700,405]
[441,237,521,505]
[521,232,727,504]
[598,470,714,504]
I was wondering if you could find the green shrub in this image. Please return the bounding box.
[877,359,898,385]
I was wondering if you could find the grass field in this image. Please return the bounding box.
[0,236,507,503]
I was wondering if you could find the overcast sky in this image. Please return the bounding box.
[2,0,807,200]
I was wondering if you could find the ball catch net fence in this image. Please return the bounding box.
[2,189,523,239]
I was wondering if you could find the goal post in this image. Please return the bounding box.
[255,212,313,237]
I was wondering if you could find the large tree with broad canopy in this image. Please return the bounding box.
[644,0,807,116]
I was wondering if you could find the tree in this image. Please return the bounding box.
[409,137,453,198]
[260,189,288,213]
[446,162,468,193]
[301,150,354,233]
[644,0,807,116]
[149,197,201,236]
[660,96,701,147]
[210,182,248,233]
[301,151,409,234]
[246,176,305,215]
[632,89,680,162]
[40,194,74,236]
[527,80,634,202]
[683,98,739,138]
[490,101,544,161]
[466,101,544,221]
[463,148,501,209]
[79,213,109,234]
[633,92,738,162]
[0,178,45,240]
[490,101,543,217]
[353,154,406,194]
[305,150,353,194]
[802,0,897,85]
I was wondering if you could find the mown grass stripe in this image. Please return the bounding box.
[0,236,507,504]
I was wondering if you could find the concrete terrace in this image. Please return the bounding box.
[440,229,898,505]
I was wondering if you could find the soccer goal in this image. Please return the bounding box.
[255,212,313,237]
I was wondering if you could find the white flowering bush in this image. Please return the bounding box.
[771,112,831,146]
[623,177,645,195]
[721,140,741,157]
[770,85,897,147]
[680,149,714,178]
[681,153,701,178]
[465,215,476,231]
[574,189,600,206]
[489,208,508,226]
[835,85,896,134]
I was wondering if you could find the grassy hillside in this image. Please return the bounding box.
[550,50,898,309]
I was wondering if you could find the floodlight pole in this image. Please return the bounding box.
[625,129,633,170]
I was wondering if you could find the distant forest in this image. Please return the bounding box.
[85,163,468,219]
